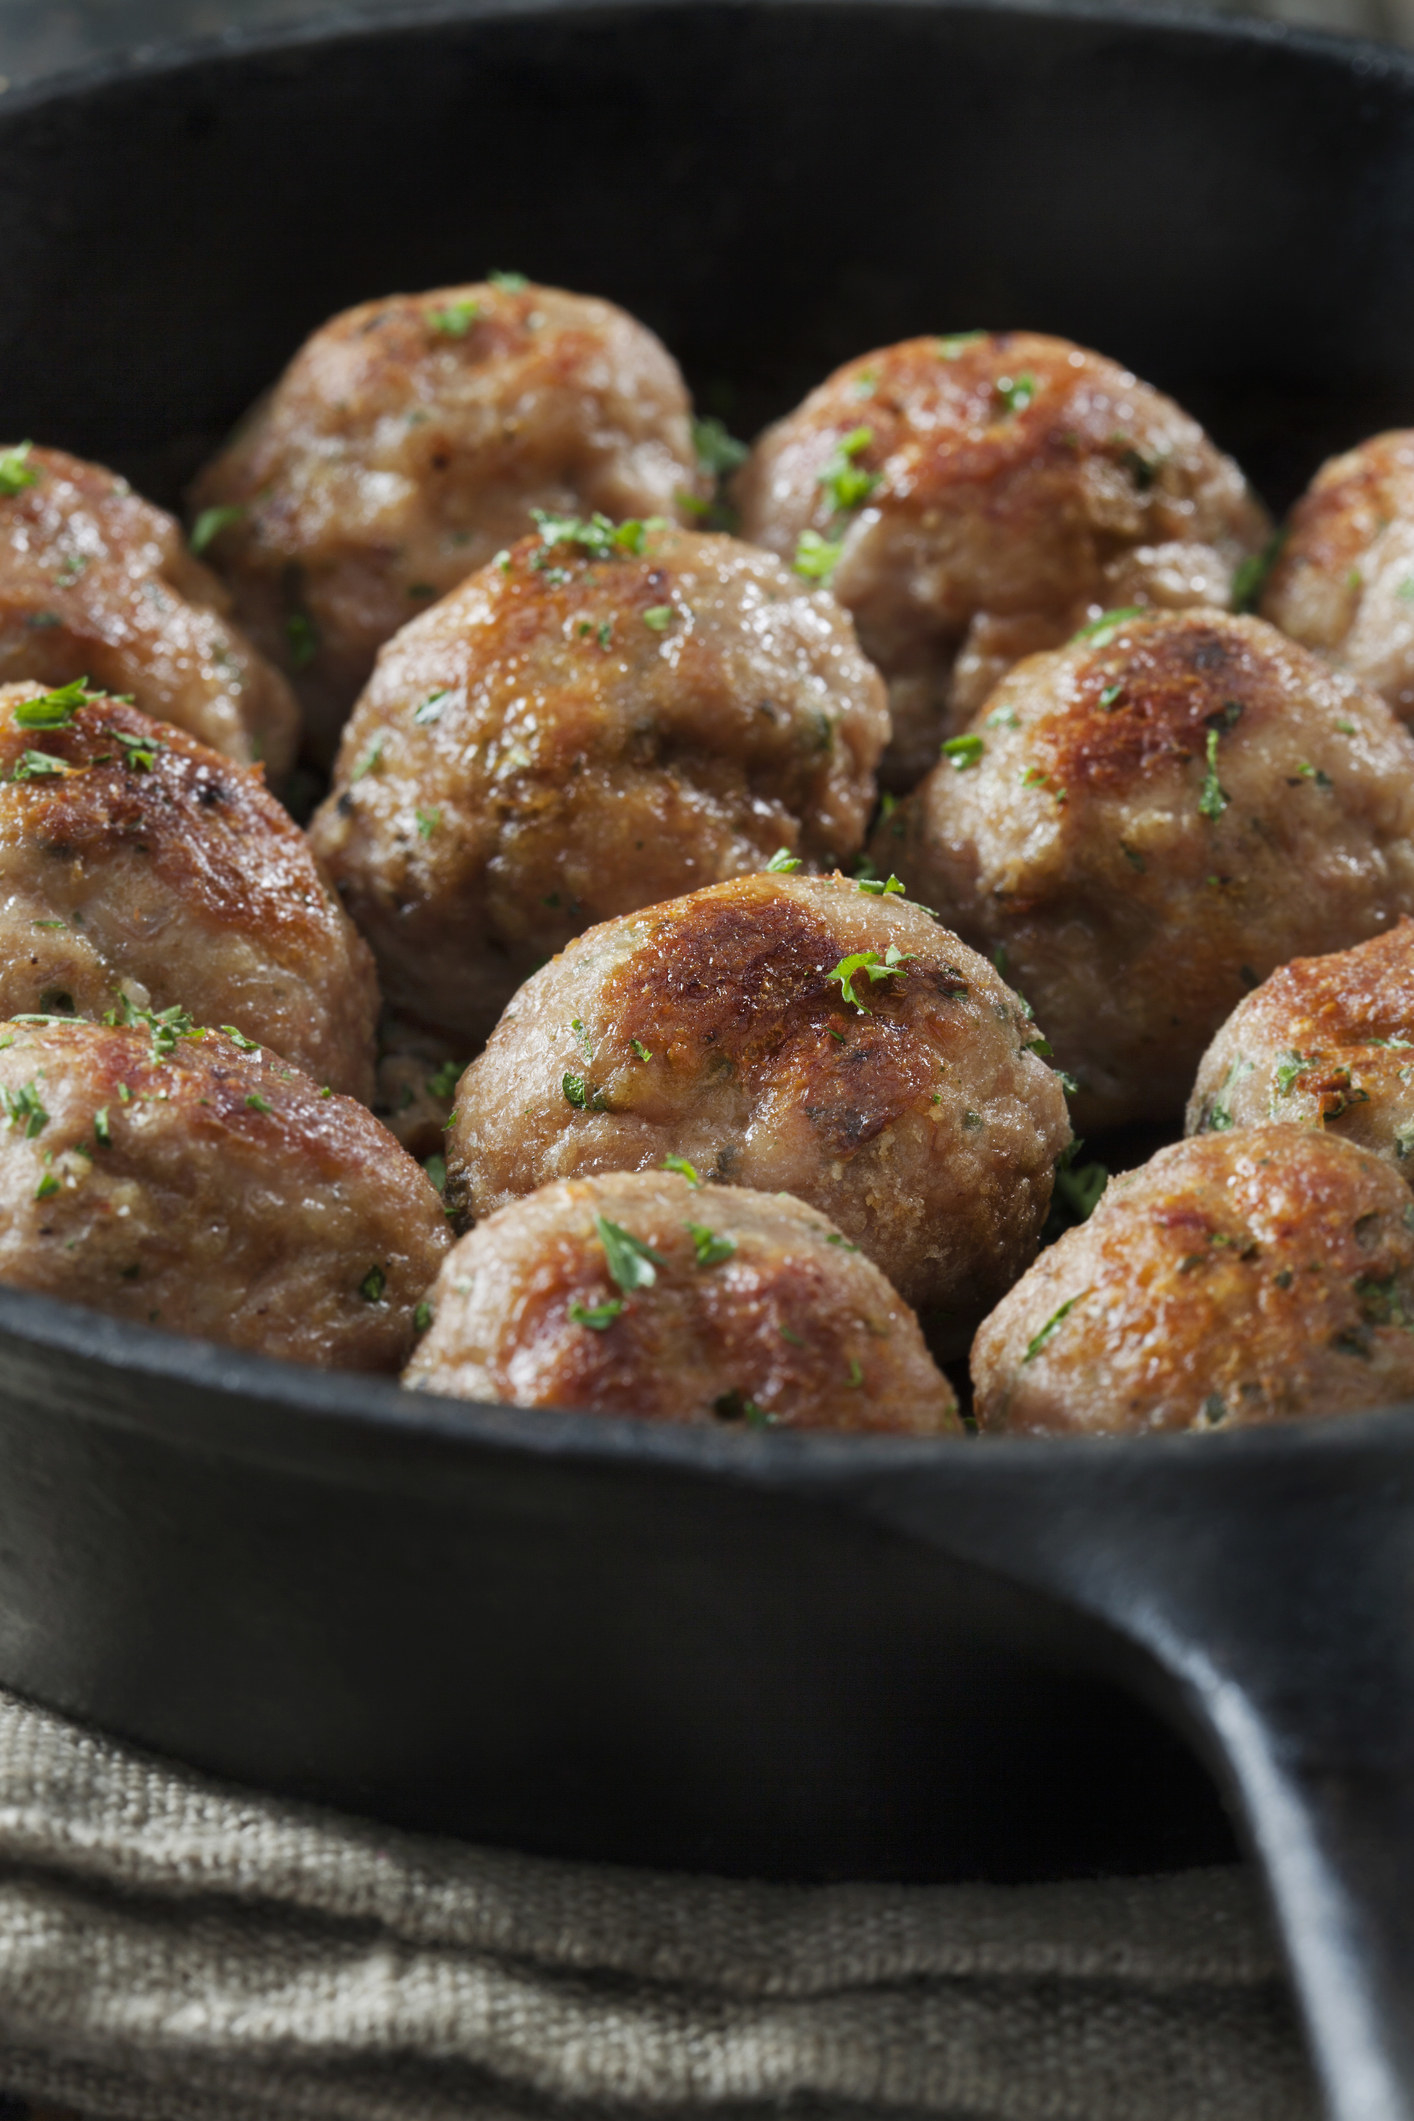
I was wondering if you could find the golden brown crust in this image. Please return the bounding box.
[734,332,1268,786]
[405,1169,960,1432]
[878,610,1414,1131]
[1262,429,1414,723]
[445,872,1072,1333]
[190,281,706,757]
[973,1127,1414,1435]
[0,445,297,774]
[0,682,378,1098]
[1188,917,1414,1172]
[0,1019,448,1369]
[308,525,889,1045]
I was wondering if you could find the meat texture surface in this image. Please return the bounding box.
[734,331,1268,787]
[0,444,297,775]
[190,280,705,757]
[879,609,1414,1132]
[1263,430,1414,723]
[973,1126,1414,1434]
[0,681,378,1098]
[0,1019,448,1369]
[309,520,889,1046]
[1188,918,1414,1175]
[445,872,1072,1334]
[406,1168,960,1433]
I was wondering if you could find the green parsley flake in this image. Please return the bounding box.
[569,1295,623,1330]
[33,1167,59,1201]
[937,331,986,359]
[0,443,37,497]
[818,426,879,515]
[413,1301,434,1332]
[351,736,384,783]
[845,1358,864,1389]
[1203,1056,1254,1132]
[994,372,1036,416]
[1272,1049,1315,1102]
[630,1038,653,1063]
[827,945,915,1015]
[416,805,441,841]
[688,1222,736,1267]
[643,605,675,632]
[286,612,318,669]
[14,680,100,728]
[595,1214,667,1293]
[1231,532,1286,613]
[360,1265,386,1302]
[11,749,67,782]
[825,1231,860,1251]
[414,688,452,725]
[1020,765,1063,799]
[1073,606,1144,647]
[107,726,159,772]
[1099,683,1124,710]
[662,1154,701,1185]
[793,529,844,582]
[93,1105,111,1147]
[105,995,194,1061]
[529,508,657,563]
[1054,1145,1107,1220]
[1296,760,1333,791]
[1198,727,1229,820]
[427,298,479,336]
[692,415,749,476]
[1,1082,47,1139]
[245,1092,273,1115]
[766,848,801,873]
[1023,1289,1090,1363]
[940,733,985,770]
[220,1026,261,1053]
[488,270,528,292]
[857,872,905,898]
[427,1059,460,1101]
[985,705,1019,730]
[562,1072,607,1111]
[423,1153,447,1193]
[189,504,245,556]
[571,1017,594,1063]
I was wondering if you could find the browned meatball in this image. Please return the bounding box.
[405,1169,959,1432]
[973,1126,1414,1435]
[0,1018,448,1369]
[0,681,377,1099]
[1187,919,1414,1177]
[880,609,1414,1134]
[190,281,706,758]
[0,444,297,775]
[308,521,889,1047]
[1261,430,1414,723]
[445,872,1072,1336]
[734,331,1269,788]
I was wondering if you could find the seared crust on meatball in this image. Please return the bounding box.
[0,1019,448,1369]
[308,522,889,1046]
[734,332,1268,787]
[0,682,378,1098]
[445,872,1072,1332]
[973,1127,1414,1435]
[880,609,1414,1132]
[1188,919,1414,1176]
[0,445,297,775]
[406,1169,959,1432]
[190,282,705,756]
[1262,430,1414,724]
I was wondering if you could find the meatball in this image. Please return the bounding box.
[406,1169,958,1431]
[308,521,889,1047]
[973,1126,1414,1435]
[190,280,706,757]
[1261,430,1414,724]
[880,609,1414,1134]
[734,331,1269,787]
[1187,919,1414,1175]
[0,1018,448,1369]
[445,872,1072,1335]
[0,443,297,775]
[0,681,378,1099]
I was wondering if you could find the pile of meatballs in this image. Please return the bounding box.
[8,281,1414,1441]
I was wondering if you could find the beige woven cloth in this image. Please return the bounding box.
[0,1684,1315,2121]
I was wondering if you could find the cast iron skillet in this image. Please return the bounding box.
[0,1,1413,2111]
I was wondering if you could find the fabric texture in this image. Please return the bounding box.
[0,1685,1314,2121]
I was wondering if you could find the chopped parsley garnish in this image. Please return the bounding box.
[994,372,1036,415]
[940,733,984,770]
[220,1026,261,1053]
[692,415,749,476]
[414,688,452,725]
[189,504,245,556]
[1073,606,1144,647]
[766,848,801,873]
[104,995,194,1061]
[10,749,68,781]
[1230,531,1285,613]
[488,270,528,292]
[562,1073,607,1111]
[643,604,674,631]
[818,426,879,514]
[423,1152,447,1192]
[33,1167,59,1201]
[827,945,914,1014]
[413,1301,434,1332]
[937,331,986,359]
[351,736,384,783]
[845,1358,864,1388]
[857,872,905,898]
[245,1092,273,1114]
[0,443,37,496]
[1024,1034,1053,1057]
[793,529,845,582]
[1020,765,1063,799]
[825,1231,860,1252]
[1198,727,1229,820]
[1023,1289,1089,1363]
[1053,1146,1107,1221]
[662,1154,701,1184]
[597,619,613,648]
[630,1038,653,1063]
[1098,683,1124,710]
[415,805,441,841]
[529,509,657,563]
[286,613,318,669]
[427,298,479,336]
[106,726,160,772]
[1296,760,1333,791]
[2,1082,48,1138]
[986,705,1019,730]
[1272,1049,1315,1101]
[1203,1056,1253,1131]
[568,1295,623,1330]
[93,1105,111,1147]
[595,1214,667,1293]
[14,680,99,728]
[688,1222,736,1267]
[570,1017,594,1063]
[427,1059,461,1101]
[359,1265,386,1302]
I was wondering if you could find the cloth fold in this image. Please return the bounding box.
[0,1686,1314,2121]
